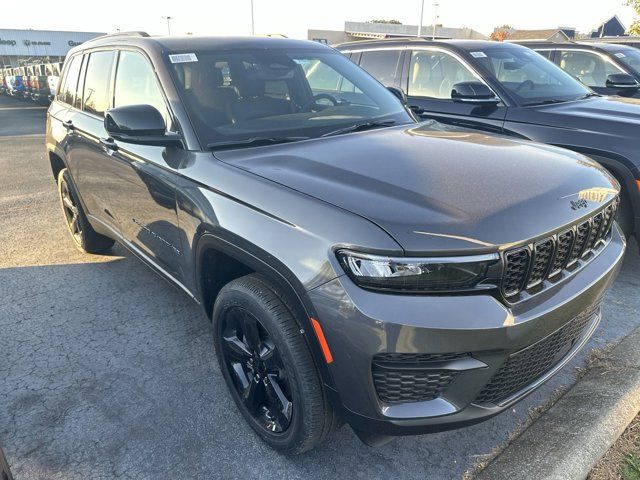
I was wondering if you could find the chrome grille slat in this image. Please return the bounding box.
[501,199,617,300]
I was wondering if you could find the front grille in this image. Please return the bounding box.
[371,353,465,403]
[502,248,530,297]
[501,199,618,300]
[527,239,554,287]
[474,305,600,405]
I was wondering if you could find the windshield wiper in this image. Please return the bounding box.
[321,119,396,138]
[578,92,601,100]
[521,99,568,107]
[206,136,310,150]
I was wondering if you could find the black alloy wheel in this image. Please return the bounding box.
[220,307,293,433]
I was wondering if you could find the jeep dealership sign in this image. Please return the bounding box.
[0,29,104,56]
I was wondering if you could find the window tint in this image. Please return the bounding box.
[475,46,589,105]
[359,50,401,87]
[83,50,115,117]
[59,55,82,105]
[558,50,623,87]
[535,50,554,60]
[408,50,477,98]
[114,50,170,127]
[302,59,361,94]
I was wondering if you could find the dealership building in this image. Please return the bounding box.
[0,28,105,67]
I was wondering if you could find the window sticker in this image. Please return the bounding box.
[169,53,198,64]
[470,51,487,58]
[614,52,626,58]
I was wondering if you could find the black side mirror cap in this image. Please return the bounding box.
[451,81,500,105]
[605,73,640,90]
[105,104,182,147]
[387,86,407,105]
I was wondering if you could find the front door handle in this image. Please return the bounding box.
[99,137,119,152]
[409,105,426,115]
[62,120,74,131]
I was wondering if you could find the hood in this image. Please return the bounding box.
[519,95,640,134]
[214,122,618,254]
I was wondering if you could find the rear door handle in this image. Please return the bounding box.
[62,120,74,131]
[99,137,119,152]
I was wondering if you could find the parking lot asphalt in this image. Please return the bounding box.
[1,94,639,480]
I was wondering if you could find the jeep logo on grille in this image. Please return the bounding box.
[570,199,589,210]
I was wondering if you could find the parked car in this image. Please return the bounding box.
[337,39,640,247]
[47,32,624,453]
[22,65,33,100]
[28,63,52,104]
[0,68,5,95]
[519,41,640,97]
[44,62,62,102]
[7,67,24,97]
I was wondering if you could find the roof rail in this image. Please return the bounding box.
[88,31,150,42]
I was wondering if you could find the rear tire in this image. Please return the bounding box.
[57,168,114,254]
[212,274,337,453]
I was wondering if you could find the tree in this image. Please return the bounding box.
[628,0,640,35]
[367,19,402,24]
[490,24,513,41]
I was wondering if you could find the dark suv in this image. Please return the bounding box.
[46,32,624,453]
[337,39,640,246]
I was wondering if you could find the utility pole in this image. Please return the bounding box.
[162,16,172,35]
[250,0,255,35]
[432,3,439,40]
[417,0,425,37]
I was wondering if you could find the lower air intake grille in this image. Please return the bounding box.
[372,369,458,403]
[474,305,599,405]
[371,353,466,403]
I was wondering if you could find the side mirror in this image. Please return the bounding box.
[605,73,640,90]
[387,86,407,105]
[451,81,500,105]
[104,104,181,147]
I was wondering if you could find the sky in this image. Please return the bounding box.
[1,0,637,38]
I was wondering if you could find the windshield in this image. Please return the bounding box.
[167,48,413,148]
[473,46,591,106]
[611,48,640,72]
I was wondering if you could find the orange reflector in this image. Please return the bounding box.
[636,180,640,192]
[310,318,333,364]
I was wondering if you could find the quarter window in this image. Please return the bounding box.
[58,55,82,105]
[359,50,402,87]
[558,50,624,88]
[114,50,170,128]
[408,50,477,98]
[82,50,116,117]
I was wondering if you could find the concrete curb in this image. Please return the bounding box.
[475,325,640,480]
[0,445,14,480]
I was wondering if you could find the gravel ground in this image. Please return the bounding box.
[1,95,639,480]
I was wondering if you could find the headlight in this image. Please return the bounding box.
[336,250,500,293]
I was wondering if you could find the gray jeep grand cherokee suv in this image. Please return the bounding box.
[45,32,625,453]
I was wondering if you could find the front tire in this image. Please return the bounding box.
[212,274,337,453]
[57,168,114,254]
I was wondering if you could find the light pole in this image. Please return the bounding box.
[432,3,439,40]
[417,0,425,37]
[162,16,172,35]
[250,0,255,35]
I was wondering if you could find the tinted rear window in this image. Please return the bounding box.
[358,50,402,87]
[58,55,82,105]
[82,50,116,117]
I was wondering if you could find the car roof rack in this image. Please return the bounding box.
[89,31,150,42]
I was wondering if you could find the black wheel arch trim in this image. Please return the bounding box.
[194,228,340,395]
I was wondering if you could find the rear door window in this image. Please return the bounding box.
[358,50,402,87]
[58,55,83,105]
[82,50,116,117]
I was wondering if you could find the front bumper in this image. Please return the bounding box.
[308,225,626,436]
